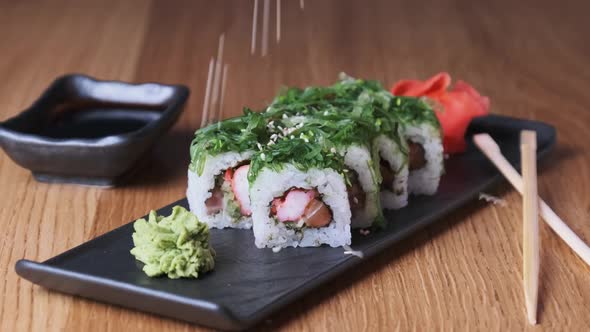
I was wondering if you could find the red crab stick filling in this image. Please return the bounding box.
[228,165,252,215]
[271,189,333,228]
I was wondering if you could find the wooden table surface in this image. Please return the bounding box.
[1,0,589,331]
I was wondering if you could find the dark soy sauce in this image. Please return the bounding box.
[40,104,163,139]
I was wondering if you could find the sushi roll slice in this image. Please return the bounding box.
[373,134,409,209]
[331,75,412,209]
[341,144,382,228]
[249,136,352,250]
[187,151,254,229]
[392,96,444,195]
[187,110,268,229]
[265,92,384,228]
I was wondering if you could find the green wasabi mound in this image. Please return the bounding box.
[130,206,215,279]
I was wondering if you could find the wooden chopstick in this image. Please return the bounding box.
[251,0,258,54]
[201,33,228,128]
[218,64,228,121]
[276,0,281,43]
[261,0,270,56]
[209,34,225,125]
[521,131,539,325]
[474,133,590,266]
[200,58,215,128]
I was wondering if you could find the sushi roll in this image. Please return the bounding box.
[341,144,382,228]
[391,96,444,195]
[265,90,384,228]
[249,135,352,250]
[373,133,409,209]
[187,151,254,229]
[187,110,268,229]
[331,75,411,209]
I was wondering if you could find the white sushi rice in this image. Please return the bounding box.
[405,123,444,195]
[250,164,352,249]
[373,134,409,209]
[186,150,254,229]
[342,144,380,228]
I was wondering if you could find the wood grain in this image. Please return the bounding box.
[1,0,589,331]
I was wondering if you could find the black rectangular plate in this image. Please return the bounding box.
[15,115,556,331]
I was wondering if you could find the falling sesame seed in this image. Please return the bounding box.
[343,169,349,172]
[330,147,336,153]
[303,138,309,143]
[323,111,329,116]
[257,143,263,150]
[290,135,294,139]
[282,114,288,119]
[353,197,359,204]
[260,153,266,161]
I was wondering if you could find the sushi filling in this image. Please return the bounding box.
[347,171,366,218]
[270,188,333,229]
[379,157,396,192]
[205,164,252,220]
[408,141,427,171]
[269,171,365,229]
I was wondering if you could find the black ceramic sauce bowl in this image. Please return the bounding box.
[0,74,189,186]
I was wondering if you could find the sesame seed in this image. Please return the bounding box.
[353,197,359,204]
[282,114,288,119]
[260,153,266,161]
[303,138,309,143]
[290,135,294,139]
[257,143,263,151]
[330,147,336,154]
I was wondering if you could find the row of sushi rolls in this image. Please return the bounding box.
[187,74,444,251]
